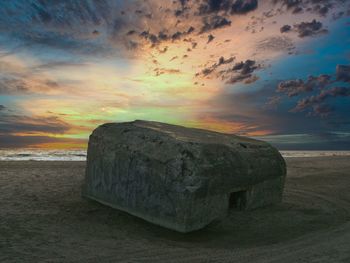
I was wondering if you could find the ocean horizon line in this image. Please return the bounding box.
[0,149,350,161]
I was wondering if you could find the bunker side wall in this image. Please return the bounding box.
[244,176,285,210]
[83,139,225,233]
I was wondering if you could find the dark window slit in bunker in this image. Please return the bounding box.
[229,190,247,210]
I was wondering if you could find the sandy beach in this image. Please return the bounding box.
[1,157,350,263]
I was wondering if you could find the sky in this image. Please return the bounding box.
[0,0,350,150]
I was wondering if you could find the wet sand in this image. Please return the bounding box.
[1,157,350,262]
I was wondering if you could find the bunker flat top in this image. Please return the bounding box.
[98,120,266,146]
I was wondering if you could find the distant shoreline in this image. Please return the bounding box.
[0,149,350,161]
[279,151,350,158]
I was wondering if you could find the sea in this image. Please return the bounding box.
[0,149,350,161]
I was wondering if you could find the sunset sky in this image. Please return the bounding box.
[0,0,350,149]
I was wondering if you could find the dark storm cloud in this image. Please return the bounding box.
[272,0,306,14]
[292,86,350,113]
[0,78,30,95]
[200,15,232,33]
[332,11,345,20]
[313,4,332,16]
[126,30,137,36]
[275,64,350,116]
[198,0,230,14]
[32,61,86,71]
[256,36,295,53]
[138,26,197,45]
[231,0,258,14]
[218,56,235,65]
[175,0,190,16]
[277,79,308,97]
[0,112,71,135]
[207,34,215,43]
[172,0,258,42]
[226,74,258,84]
[336,65,350,82]
[232,60,258,75]
[199,82,324,135]
[308,74,333,87]
[197,56,235,77]
[272,0,340,16]
[311,104,334,117]
[277,74,332,97]
[280,25,292,33]
[200,67,215,76]
[0,0,131,55]
[154,68,181,76]
[273,0,302,9]
[0,0,344,55]
[265,96,282,109]
[171,27,196,41]
[225,60,260,84]
[0,107,82,147]
[195,78,350,149]
[197,58,260,85]
[12,31,112,55]
[294,19,327,38]
[139,31,160,45]
[198,0,258,15]
[0,74,64,95]
[0,56,87,96]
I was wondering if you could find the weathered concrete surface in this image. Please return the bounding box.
[82,120,286,233]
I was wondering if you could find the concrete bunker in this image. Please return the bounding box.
[83,120,286,233]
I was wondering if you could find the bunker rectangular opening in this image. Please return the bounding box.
[229,190,247,210]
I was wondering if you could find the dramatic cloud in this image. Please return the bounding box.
[200,15,232,33]
[256,36,295,53]
[292,87,350,114]
[0,0,349,149]
[154,68,181,76]
[311,104,334,117]
[197,56,235,77]
[218,56,235,65]
[207,34,215,43]
[0,104,88,147]
[0,1,129,55]
[294,19,327,38]
[198,0,258,15]
[232,60,258,75]
[0,113,71,135]
[273,0,303,10]
[272,0,342,16]
[277,79,308,97]
[280,25,292,33]
[197,58,261,84]
[336,65,350,82]
[0,78,29,94]
[265,96,282,109]
[231,0,258,14]
[138,26,197,46]
[275,64,350,117]
[226,60,260,84]
[0,72,66,95]
[277,74,332,97]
